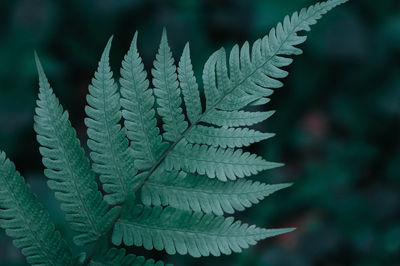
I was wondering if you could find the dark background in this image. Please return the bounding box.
[0,0,399,265]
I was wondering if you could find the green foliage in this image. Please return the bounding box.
[0,152,73,265]
[165,141,282,181]
[185,125,275,148]
[34,54,120,246]
[85,37,138,204]
[142,170,292,215]
[0,0,346,265]
[120,32,169,171]
[152,29,188,142]
[113,202,294,257]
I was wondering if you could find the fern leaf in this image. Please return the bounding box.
[85,37,137,204]
[33,54,120,246]
[165,141,282,181]
[120,32,169,170]
[201,0,347,112]
[152,29,188,142]
[201,110,275,127]
[142,170,292,215]
[112,204,294,257]
[186,125,274,148]
[0,152,73,265]
[89,247,167,266]
[249,97,271,106]
[178,43,202,124]
[202,51,220,109]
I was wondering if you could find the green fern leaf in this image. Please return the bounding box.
[202,110,275,127]
[120,32,168,170]
[249,97,271,106]
[165,141,282,181]
[0,152,73,265]
[142,170,292,215]
[186,125,274,148]
[112,204,294,257]
[0,1,346,263]
[152,29,188,142]
[113,1,346,257]
[89,247,167,266]
[201,0,348,112]
[85,36,138,204]
[152,0,346,182]
[33,54,120,246]
[178,43,202,124]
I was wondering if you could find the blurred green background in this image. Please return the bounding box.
[0,0,399,265]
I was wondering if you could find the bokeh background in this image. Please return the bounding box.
[0,0,399,265]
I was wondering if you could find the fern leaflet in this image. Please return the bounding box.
[152,29,188,142]
[143,169,291,215]
[165,141,282,181]
[85,36,138,204]
[120,32,169,170]
[0,152,73,265]
[112,203,294,257]
[34,54,120,246]
[178,43,202,124]
[186,125,275,148]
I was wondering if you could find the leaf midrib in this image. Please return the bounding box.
[118,218,264,238]
[145,180,280,196]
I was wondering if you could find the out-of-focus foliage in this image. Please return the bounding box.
[0,0,398,265]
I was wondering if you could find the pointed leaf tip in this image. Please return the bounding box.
[33,52,49,86]
[107,35,114,45]
[281,182,294,189]
[127,32,139,52]
[101,36,113,60]
[282,227,296,233]
[34,51,43,74]
[183,42,190,54]
[161,27,168,41]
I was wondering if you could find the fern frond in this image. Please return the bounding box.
[0,1,345,262]
[0,152,73,265]
[202,110,275,127]
[165,141,282,181]
[89,247,167,266]
[152,29,188,142]
[178,43,202,124]
[120,32,169,170]
[142,170,292,215]
[146,0,346,183]
[112,204,294,257]
[249,97,271,106]
[33,54,120,246]
[186,125,274,148]
[85,37,138,204]
[201,0,347,112]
